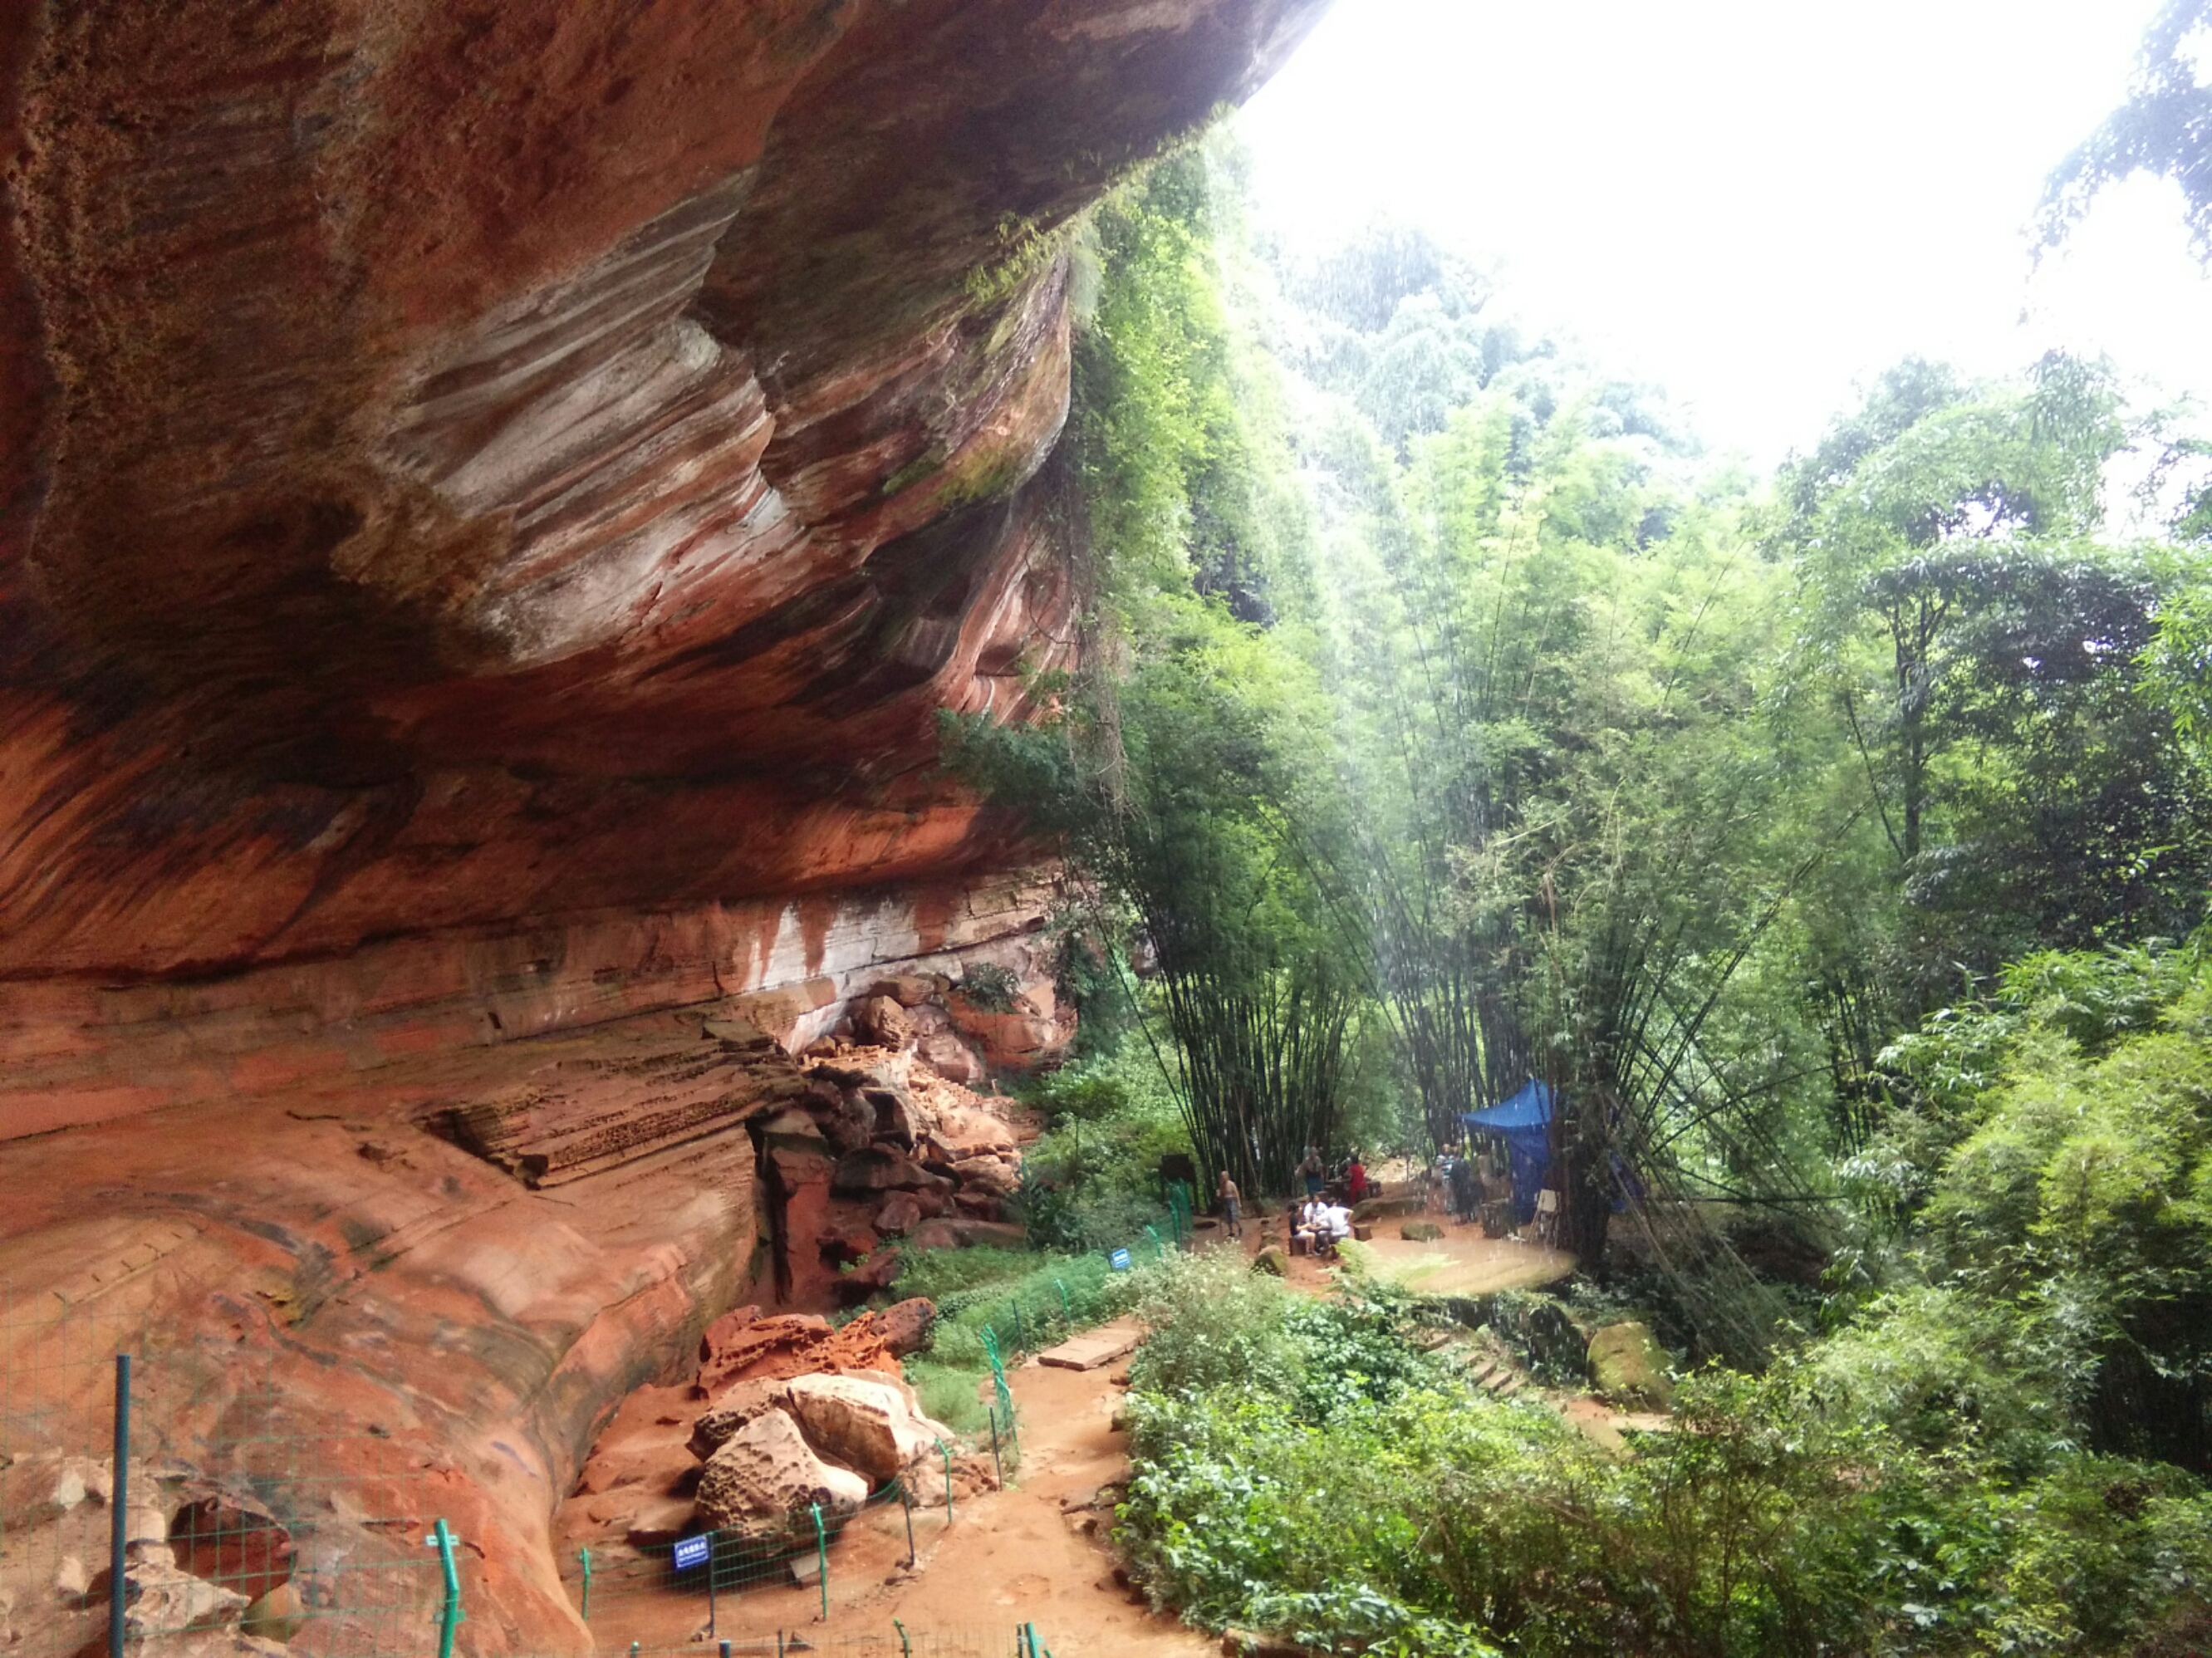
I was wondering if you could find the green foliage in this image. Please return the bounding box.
[2043,1,2212,262]
[956,962,1020,1013]
[946,142,1370,1200]
[1303,284,1834,1312]
[1020,1027,1190,1250]
[1775,356,2210,1016]
[902,1359,990,1437]
[2146,581,2212,773]
[937,123,2212,1658]
[890,1245,1057,1307]
[1116,1256,2212,1656]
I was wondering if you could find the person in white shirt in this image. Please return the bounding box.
[1298,1201,1351,1258]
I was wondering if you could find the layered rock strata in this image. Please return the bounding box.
[0,0,1328,1651]
[0,0,1325,997]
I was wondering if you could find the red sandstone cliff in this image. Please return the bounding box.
[0,2,1325,1651]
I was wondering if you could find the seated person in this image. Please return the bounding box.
[1313,1201,1353,1256]
[1293,1195,1334,1253]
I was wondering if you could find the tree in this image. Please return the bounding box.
[1773,359,2212,993]
[946,144,1363,1199]
[2043,0,2212,261]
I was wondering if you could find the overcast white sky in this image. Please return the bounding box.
[1236,0,2212,466]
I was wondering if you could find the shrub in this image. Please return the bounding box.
[956,962,1020,1013]
[1114,1251,2212,1657]
[1120,1248,1301,1400]
[1020,1030,1192,1250]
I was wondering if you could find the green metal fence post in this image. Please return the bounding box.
[109,1354,129,1658]
[895,1617,913,1658]
[427,1519,464,1658]
[578,1546,593,1621]
[1054,1277,1071,1324]
[900,1479,916,1566]
[988,1406,1003,1487]
[937,1436,954,1515]
[1145,1222,1164,1258]
[1012,1298,1025,1352]
[706,1529,718,1640]
[810,1503,828,1621]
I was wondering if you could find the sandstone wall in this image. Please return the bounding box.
[0,1,1331,1648]
[0,871,1064,1143]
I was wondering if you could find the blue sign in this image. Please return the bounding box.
[1108,1248,1132,1271]
[672,1534,711,1572]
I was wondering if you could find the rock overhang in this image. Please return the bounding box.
[0,0,1330,990]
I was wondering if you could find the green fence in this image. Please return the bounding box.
[586,1626,1055,1656]
[567,1462,949,1638]
[955,1197,1199,1479]
[2,1199,1204,1658]
[0,1283,443,1658]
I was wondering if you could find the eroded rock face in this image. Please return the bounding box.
[780,1373,944,1486]
[694,1413,869,1543]
[688,1379,795,1464]
[0,0,1328,999]
[0,2,1326,1652]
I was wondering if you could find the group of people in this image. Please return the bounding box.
[1211,1144,1364,1258]
[1294,1194,1356,1258]
[1295,1143,1369,1204]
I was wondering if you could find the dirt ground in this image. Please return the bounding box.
[583,1317,1211,1656]
[572,1194,1614,1656]
[1221,1185,1577,1298]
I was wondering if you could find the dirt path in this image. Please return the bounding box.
[683,1317,1210,1656]
[577,1210,1600,1654]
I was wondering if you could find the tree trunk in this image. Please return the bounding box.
[1550,1106,1611,1275]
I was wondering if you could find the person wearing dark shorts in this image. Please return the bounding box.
[1217,1168,1243,1239]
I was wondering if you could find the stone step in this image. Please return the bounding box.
[1037,1326,1141,1371]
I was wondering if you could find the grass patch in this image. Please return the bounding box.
[903,1358,991,1437]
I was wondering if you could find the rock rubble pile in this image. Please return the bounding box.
[761,972,1048,1303]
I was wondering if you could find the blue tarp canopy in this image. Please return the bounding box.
[1462,1078,1552,1133]
[1459,1080,1554,1221]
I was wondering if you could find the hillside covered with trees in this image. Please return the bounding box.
[943,30,2212,1650]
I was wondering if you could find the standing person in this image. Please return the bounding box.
[1298,1145,1324,1200]
[1449,1155,1478,1224]
[1346,1150,1368,1204]
[1216,1168,1243,1240]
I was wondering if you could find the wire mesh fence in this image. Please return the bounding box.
[0,1283,444,1658]
[566,1471,938,1637]
[2,1198,1196,1658]
[586,1626,1057,1657]
[943,1194,1204,1483]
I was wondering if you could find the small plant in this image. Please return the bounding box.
[957,962,1020,1013]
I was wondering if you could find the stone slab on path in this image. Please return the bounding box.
[1037,1327,1141,1371]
